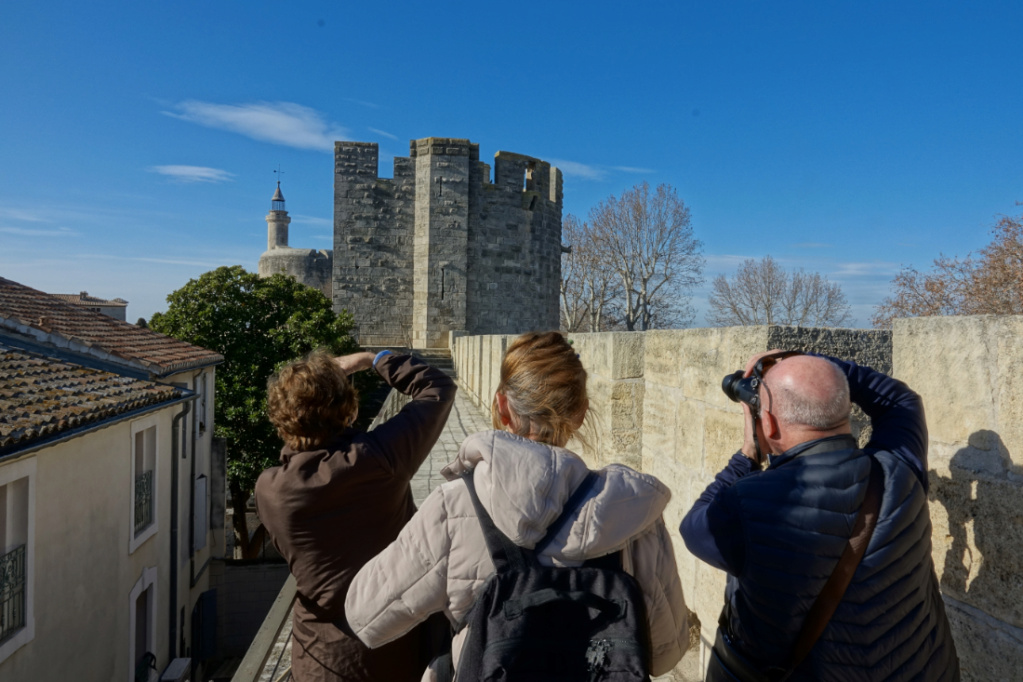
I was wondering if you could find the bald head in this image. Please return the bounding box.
[761,355,850,431]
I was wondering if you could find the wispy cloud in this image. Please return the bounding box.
[549,159,607,181]
[8,209,50,223]
[368,127,398,141]
[344,98,380,109]
[163,101,350,151]
[83,253,234,268]
[148,165,235,183]
[611,166,655,174]
[703,254,759,272]
[832,261,900,277]
[291,215,332,226]
[549,159,656,181]
[0,226,79,237]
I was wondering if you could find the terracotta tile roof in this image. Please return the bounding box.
[52,292,128,307]
[0,343,185,455]
[0,277,222,377]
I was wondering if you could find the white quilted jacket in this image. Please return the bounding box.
[345,430,690,679]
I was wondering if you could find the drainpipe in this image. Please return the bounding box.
[169,400,190,664]
[189,370,199,584]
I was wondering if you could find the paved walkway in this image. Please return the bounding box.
[410,386,492,506]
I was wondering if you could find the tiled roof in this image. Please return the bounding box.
[52,292,128,307]
[0,343,185,454]
[0,277,222,377]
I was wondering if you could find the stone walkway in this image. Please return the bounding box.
[410,386,492,506]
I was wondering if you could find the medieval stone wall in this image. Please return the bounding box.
[333,138,562,348]
[333,142,416,347]
[451,319,1022,681]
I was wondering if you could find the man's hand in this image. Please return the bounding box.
[334,351,376,375]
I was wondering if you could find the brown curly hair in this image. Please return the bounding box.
[267,348,359,451]
[492,331,588,447]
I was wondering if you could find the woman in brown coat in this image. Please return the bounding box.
[255,349,456,681]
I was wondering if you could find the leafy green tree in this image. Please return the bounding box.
[150,266,361,558]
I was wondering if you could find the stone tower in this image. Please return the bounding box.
[333,137,563,349]
[266,182,290,249]
[257,182,333,298]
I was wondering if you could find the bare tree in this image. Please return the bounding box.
[560,214,622,332]
[708,255,852,327]
[872,210,1023,328]
[588,182,703,330]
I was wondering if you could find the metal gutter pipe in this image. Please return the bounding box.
[169,399,190,663]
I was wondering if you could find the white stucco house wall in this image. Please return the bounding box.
[0,277,223,682]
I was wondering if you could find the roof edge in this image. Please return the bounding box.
[0,391,197,464]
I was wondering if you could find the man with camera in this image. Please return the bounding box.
[680,350,959,681]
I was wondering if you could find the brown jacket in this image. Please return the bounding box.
[255,353,456,681]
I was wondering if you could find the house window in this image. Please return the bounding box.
[193,475,208,553]
[0,457,35,664]
[198,372,208,436]
[130,418,158,553]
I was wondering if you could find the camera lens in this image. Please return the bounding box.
[721,370,744,403]
[720,370,761,412]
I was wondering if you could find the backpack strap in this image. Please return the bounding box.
[533,470,600,557]
[462,470,527,572]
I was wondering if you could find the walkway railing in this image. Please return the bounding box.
[230,574,296,682]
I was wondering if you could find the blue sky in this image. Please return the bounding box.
[2,1,1021,328]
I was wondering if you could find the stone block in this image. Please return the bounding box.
[675,398,707,473]
[994,316,1023,469]
[929,460,1023,626]
[944,596,1023,682]
[703,406,743,473]
[894,317,999,459]
[642,382,683,469]
[644,331,686,389]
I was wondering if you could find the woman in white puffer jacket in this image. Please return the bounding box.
[344,332,690,679]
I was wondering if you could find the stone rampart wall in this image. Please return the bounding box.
[450,319,1021,681]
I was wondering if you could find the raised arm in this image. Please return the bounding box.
[679,452,755,574]
[823,355,929,490]
[366,352,457,479]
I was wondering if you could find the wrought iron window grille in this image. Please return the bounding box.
[135,469,154,535]
[0,544,26,643]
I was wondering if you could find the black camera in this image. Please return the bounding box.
[721,371,762,413]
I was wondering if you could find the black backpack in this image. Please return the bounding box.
[454,470,652,682]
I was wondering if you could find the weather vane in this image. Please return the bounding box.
[274,165,285,186]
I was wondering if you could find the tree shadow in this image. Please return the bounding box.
[929,429,1023,622]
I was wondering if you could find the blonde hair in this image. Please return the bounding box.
[267,348,358,451]
[492,331,588,447]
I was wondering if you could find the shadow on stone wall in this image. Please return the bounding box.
[929,429,1023,679]
[931,430,1022,616]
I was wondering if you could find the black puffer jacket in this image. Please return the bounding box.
[682,357,960,681]
[723,439,958,680]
